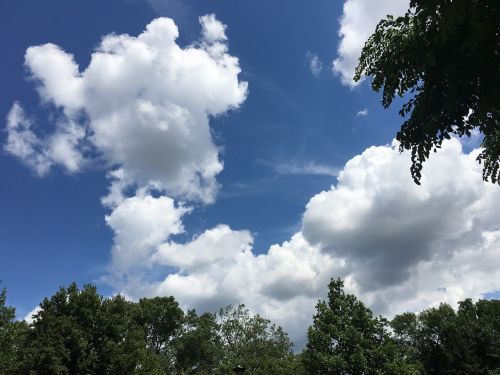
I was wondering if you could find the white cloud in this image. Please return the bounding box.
[200,14,227,43]
[302,139,500,315]
[356,108,368,117]
[4,103,51,176]
[333,0,409,86]
[105,192,190,277]
[306,51,323,78]
[4,103,86,175]
[23,305,42,324]
[110,139,500,348]
[6,16,248,203]
[119,227,339,347]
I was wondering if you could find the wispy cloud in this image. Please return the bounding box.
[260,159,339,177]
[356,108,368,117]
[306,51,323,78]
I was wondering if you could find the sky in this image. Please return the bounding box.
[1,0,499,348]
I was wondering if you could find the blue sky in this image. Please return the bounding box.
[1,0,499,346]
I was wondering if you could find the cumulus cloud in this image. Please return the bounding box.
[305,51,323,78]
[6,16,247,203]
[120,227,339,347]
[110,139,500,347]
[4,102,86,175]
[302,139,500,315]
[105,192,190,277]
[200,14,227,43]
[333,0,409,86]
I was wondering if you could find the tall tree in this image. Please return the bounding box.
[173,310,223,374]
[355,0,500,184]
[303,279,421,375]
[0,287,15,369]
[216,304,298,375]
[0,287,29,374]
[16,284,150,374]
[136,296,184,372]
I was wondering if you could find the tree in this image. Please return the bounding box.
[23,284,101,373]
[16,284,150,374]
[97,294,153,374]
[355,0,500,184]
[0,287,16,370]
[0,287,29,374]
[216,304,299,375]
[173,310,223,374]
[392,299,500,375]
[303,279,421,374]
[136,296,184,372]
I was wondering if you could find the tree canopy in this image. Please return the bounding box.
[0,284,297,375]
[355,0,500,184]
[392,299,500,374]
[1,282,499,374]
[302,279,421,375]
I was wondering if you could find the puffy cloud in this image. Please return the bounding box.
[359,229,500,315]
[105,192,189,277]
[114,226,338,347]
[110,139,500,348]
[4,103,85,175]
[200,14,227,43]
[302,139,500,315]
[333,0,409,86]
[305,51,323,78]
[25,44,84,112]
[6,16,247,203]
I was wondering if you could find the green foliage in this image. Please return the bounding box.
[0,287,28,374]
[355,0,500,184]
[0,284,303,374]
[136,296,184,371]
[392,299,500,374]
[303,279,421,374]
[0,288,15,360]
[15,283,149,374]
[173,310,223,374]
[216,304,297,374]
[3,281,499,374]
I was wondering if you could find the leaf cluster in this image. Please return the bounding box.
[355,0,500,184]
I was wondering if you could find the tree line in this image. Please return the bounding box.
[1,279,499,374]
